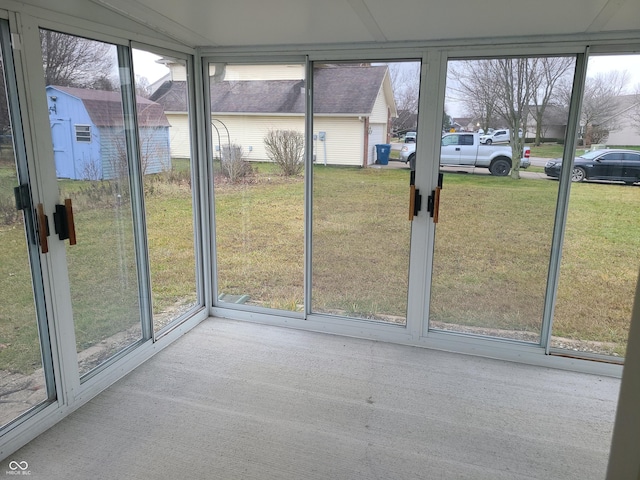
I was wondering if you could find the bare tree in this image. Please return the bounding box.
[579,71,630,145]
[489,58,539,179]
[447,60,501,132]
[40,29,116,89]
[135,76,152,98]
[388,62,420,133]
[530,57,574,145]
[630,84,640,133]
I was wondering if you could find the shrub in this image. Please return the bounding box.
[263,129,304,176]
[219,144,252,183]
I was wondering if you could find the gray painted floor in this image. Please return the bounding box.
[1,319,621,479]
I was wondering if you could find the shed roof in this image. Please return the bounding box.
[50,86,170,127]
[150,65,388,116]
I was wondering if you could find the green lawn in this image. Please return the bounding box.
[1,159,638,374]
[528,143,640,158]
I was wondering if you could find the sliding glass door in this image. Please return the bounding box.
[428,56,577,343]
[0,20,54,428]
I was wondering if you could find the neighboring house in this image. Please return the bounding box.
[150,63,397,167]
[525,104,569,141]
[47,85,171,180]
[602,94,640,146]
[451,117,475,132]
[526,96,640,145]
[393,110,418,136]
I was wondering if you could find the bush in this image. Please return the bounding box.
[264,129,304,176]
[219,144,252,183]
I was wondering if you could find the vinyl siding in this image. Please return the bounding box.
[313,117,364,166]
[211,115,305,161]
[100,126,170,179]
[166,113,191,158]
[216,64,305,81]
[370,87,389,124]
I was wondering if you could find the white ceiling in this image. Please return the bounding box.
[86,0,640,49]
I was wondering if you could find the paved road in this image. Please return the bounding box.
[378,154,551,180]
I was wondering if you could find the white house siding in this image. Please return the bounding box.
[313,117,363,166]
[369,87,391,163]
[168,64,187,81]
[166,113,191,158]
[370,88,389,125]
[211,115,305,161]
[165,113,365,166]
[606,124,640,146]
[212,64,305,81]
[368,124,385,165]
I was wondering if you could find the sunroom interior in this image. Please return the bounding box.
[0,0,639,478]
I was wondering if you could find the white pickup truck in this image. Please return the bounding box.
[479,128,523,145]
[399,132,530,176]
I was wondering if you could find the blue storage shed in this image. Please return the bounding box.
[47,85,171,180]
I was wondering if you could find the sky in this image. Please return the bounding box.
[131,49,171,84]
[587,54,640,90]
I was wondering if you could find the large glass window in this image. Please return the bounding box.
[133,49,199,334]
[551,53,640,358]
[311,61,417,324]
[211,63,305,312]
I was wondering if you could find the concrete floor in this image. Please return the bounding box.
[0,319,620,479]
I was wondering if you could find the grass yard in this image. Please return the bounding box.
[0,158,638,375]
[528,143,640,158]
[430,172,559,339]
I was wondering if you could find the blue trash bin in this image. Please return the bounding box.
[375,144,391,165]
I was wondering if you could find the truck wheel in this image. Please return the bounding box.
[485,139,492,145]
[489,158,511,176]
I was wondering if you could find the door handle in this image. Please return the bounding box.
[455,147,460,151]
[53,199,77,245]
[427,173,444,223]
[36,203,49,254]
[409,170,422,221]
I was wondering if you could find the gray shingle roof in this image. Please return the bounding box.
[51,86,170,127]
[149,65,388,115]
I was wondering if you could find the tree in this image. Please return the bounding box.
[447,60,501,132]
[489,58,539,179]
[530,57,574,145]
[388,62,420,134]
[40,30,116,89]
[630,84,640,134]
[579,71,630,145]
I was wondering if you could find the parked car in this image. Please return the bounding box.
[544,149,640,184]
[399,132,530,175]
[404,131,417,143]
[479,128,523,145]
